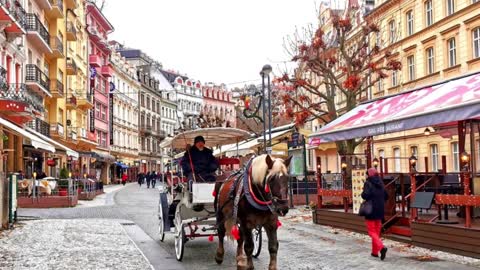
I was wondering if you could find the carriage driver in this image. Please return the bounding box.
[181,136,219,182]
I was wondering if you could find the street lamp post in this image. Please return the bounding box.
[260,64,273,154]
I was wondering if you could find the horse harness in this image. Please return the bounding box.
[217,156,277,225]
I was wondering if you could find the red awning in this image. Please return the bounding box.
[310,72,480,143]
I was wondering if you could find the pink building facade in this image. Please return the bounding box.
[86,2,114,182]
[202,84,235,128]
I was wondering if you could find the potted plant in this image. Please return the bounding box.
[57,179,69,196]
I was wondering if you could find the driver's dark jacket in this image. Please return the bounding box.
[181,146,219,182]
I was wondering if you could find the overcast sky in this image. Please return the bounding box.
[102,0,326,88]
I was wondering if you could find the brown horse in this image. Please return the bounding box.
[215,154,292,270]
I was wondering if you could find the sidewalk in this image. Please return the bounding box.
[76,183,128,208]
[0,219,152,270]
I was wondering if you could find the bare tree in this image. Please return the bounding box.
[279,6,402,157]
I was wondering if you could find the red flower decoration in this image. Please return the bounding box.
[343,75,361,91]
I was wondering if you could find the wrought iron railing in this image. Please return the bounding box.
[26,64,50,92]
[0,83,44,112]
[50,36,63,55]
[27,118,50,137]
[50,122,64,136]
[25,13,50,47]
[66,57,77,72]
[54,79,64,96]
[0,0,27,29]
[66,21,76,35]
[49,0,63,11]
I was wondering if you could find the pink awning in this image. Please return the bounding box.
[310,72,480,142]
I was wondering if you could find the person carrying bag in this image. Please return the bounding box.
[361,168,389,260]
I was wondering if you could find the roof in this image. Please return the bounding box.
[155,70,174,91]
[160,69,188,84]
[309,72,480,143]
[119,49,142,59]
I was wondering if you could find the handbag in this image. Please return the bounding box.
[359,200,373,216]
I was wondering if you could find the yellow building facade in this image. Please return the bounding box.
[366,0,480,173]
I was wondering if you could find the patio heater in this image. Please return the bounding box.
[372,157,379,169]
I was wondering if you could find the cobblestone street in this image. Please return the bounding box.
[7,183,480,269]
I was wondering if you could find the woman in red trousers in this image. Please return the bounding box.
[361,168,389,260]
[121,173,128,186]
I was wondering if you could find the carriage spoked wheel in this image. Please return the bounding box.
[252,226,262,258]
[158,202,165,242]
[158,192,168,242]
[174,211,186,261]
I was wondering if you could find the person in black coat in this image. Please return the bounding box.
[181,136,218,182]
[146,171,151,188]
[137,173,144,187]
[361,167,389,260]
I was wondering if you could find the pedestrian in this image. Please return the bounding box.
[121,172,128,186]
[361,167,389,260]
[137,172,143,187]
[146,171,151,188]
[151,171,157,188]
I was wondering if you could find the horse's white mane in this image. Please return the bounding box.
[251,154,288,185]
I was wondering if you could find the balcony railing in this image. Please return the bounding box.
[78,127,87,139]
[27,118,50,137]
[1,0,27,29]
[66,57,78,75]
[49,0,63,12]
[66,21,77,40]
[0,83,44,113]
[50,36,63,55]
[68,129,77,141]
[25,13,50,46]
[55,80,63,96]
[50,122,64,136]
[26,64,50,92]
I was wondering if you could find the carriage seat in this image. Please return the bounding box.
[216,157,240,182]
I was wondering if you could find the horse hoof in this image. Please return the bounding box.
[215,255,223,265]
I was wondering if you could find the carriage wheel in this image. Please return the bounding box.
[174,212,186,261]
[158,202,165,242]
[158,192,169,242]
[252,226,262,258]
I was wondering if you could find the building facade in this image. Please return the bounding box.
[161,70,202,130]
[86,1,114,183]
[109,47,140,181]
[119,48,166,173]
[365,0,480,173]
[201,84,235,128]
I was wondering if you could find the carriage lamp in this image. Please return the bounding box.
[372,157,379,168]
[424,127,432,136]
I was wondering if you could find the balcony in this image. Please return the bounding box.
[50,79,64,98]
[66,21,77,41]
[101,65,113,77]
[64,0,77,9]
[156,130,167,140]
[0,0,27,35]
[66,95,77,108]
[27,118,50,137]
[0,82,44,120]
[67,129,77,142]
[77,93,93,109]
[140,125,152,136]
[35,0,52,11]
[47,0,63,18]
[66,57,78,75]
[25,64,51,96]
[89,54,101,68]
[25,13,52,54]
[50,122,64,138]
[48,36,64,59]
[77,127,97,149]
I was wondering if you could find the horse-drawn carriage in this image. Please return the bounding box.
[158,127,292,270]
[158,127,262,261]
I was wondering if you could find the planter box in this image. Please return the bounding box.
[18,195,78,208]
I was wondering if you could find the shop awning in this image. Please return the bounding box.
[215,129,291,157]
[26,128,79,158]
[0,117,55,153]
[310,72,480,142]
[91,151,115,162]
